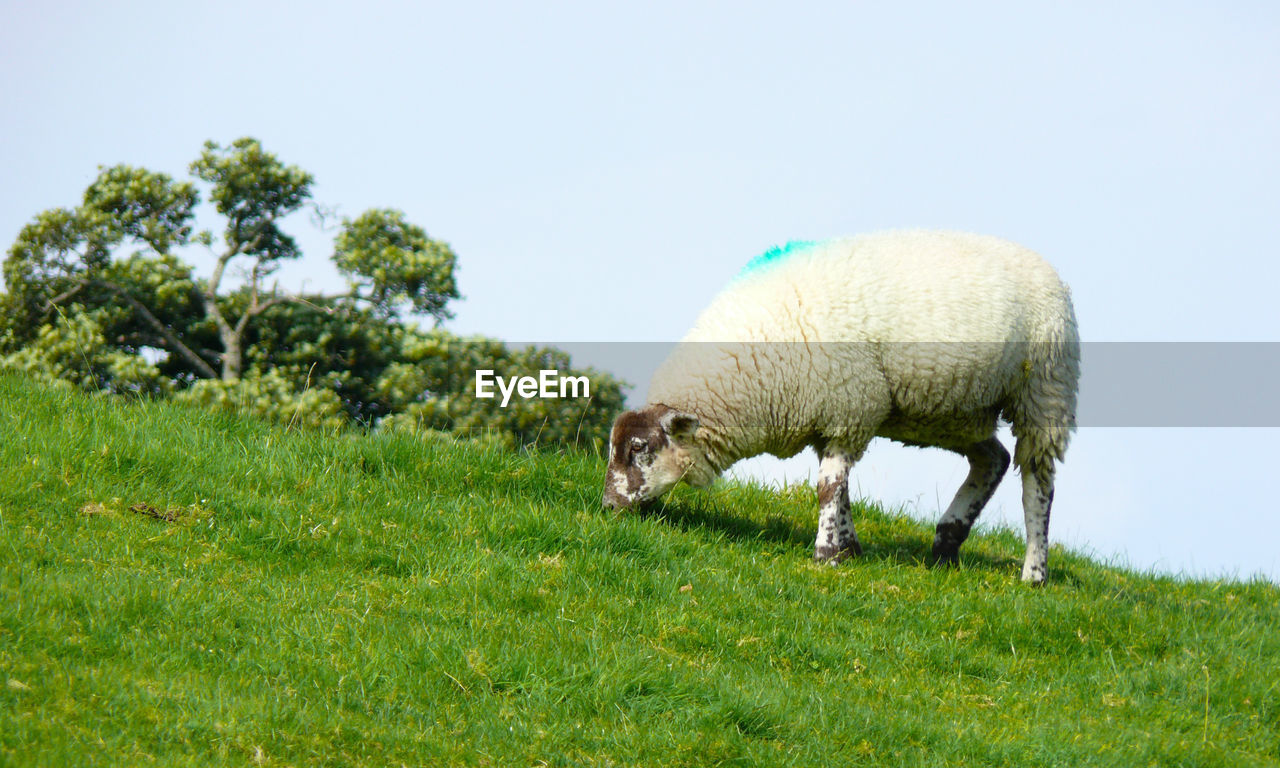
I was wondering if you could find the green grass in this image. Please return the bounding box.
[1,374,1277,767]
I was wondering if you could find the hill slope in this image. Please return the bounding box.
[1,374,1276,767]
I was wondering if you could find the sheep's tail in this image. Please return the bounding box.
[1008,293,1080,477]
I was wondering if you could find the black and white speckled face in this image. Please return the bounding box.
[602,405,704,509]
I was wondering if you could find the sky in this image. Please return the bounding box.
[2,1,1277,580]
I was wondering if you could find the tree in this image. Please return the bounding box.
[3,137,459,382]
[2,138,624,450]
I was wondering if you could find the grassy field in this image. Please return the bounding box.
[1,373,1277,767]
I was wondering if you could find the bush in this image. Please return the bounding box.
[1,312,169,397]
[173,370,348,431]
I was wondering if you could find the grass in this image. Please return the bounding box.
[1,373,1277,766]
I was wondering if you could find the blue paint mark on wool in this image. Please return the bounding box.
[737,239,822,279]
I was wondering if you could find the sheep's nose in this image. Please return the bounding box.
[602,492,625,510]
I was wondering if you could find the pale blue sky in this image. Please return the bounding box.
[3,1,1277,580]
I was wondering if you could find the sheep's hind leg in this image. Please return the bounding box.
[1019,459,1055,584]
[931,437,1010,567]
[813,448,863,564]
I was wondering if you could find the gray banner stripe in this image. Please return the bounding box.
[455,342,1280,428]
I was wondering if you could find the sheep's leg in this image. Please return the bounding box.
[1019,460,1055,584]
[813,448,863,564]
[931,437,1010,566]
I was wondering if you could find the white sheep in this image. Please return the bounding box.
[602,230,1080,583]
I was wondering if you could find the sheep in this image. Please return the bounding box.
[602,230,1080,583]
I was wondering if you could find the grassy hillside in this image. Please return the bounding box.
[1,374,1276,767]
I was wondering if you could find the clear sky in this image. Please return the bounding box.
[3,1,1277,580]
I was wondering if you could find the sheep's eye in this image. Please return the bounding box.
[630,437,648,454]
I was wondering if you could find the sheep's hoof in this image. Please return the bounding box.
[930,540,960,567]
[814,540,863,565]
[930,522,969,567]
[930,549,960,568]
[1021,564,1047,585]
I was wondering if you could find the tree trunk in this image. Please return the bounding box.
[220,328,243,381]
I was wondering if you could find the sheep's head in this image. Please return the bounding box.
[602,404,714,510]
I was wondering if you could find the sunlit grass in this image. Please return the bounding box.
[1,374,1276,766]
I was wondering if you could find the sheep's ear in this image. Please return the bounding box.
[659,409,699,441]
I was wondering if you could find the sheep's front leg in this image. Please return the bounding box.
[932,438,1010,566]
[814,449,862,564]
